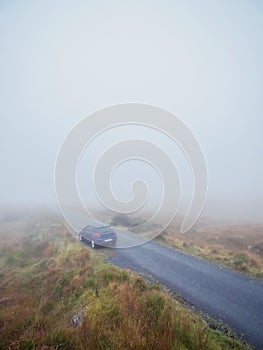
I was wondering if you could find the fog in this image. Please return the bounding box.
[0,0,262,223]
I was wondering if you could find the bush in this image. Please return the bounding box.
[111,214,143,227]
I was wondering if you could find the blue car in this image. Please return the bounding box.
[79,224,117,249]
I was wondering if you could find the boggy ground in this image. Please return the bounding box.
[158,218,263,279]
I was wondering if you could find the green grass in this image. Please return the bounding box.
[0,220,251,350]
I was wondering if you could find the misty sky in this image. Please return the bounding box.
[0,0,262,221]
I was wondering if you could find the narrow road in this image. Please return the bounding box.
[103,230,263,349]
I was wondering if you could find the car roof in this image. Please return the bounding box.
[95,224,110,228]
[84,224,111,229]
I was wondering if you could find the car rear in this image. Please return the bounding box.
[94,225,117,247]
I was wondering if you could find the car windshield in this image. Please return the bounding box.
[97,226,112,234]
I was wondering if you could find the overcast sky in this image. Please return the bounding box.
[0,0,262,221]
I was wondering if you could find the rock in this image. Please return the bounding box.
[71,306,88,328]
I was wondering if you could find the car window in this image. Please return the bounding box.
[97,226,113,234]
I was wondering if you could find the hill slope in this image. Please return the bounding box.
[0,215,250,350]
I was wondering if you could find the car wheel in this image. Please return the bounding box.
[91,240,95,249]
[79,233,83,241]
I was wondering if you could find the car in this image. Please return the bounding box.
[79,224,117,249]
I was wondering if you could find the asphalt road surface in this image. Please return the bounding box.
[102,229,263,349]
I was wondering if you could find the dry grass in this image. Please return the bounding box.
[0,213,251,350]
[157,219,263,279]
